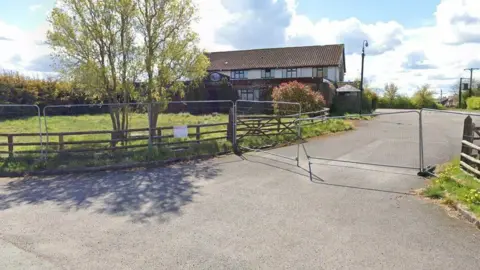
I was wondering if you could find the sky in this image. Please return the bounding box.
[0,0,479,95]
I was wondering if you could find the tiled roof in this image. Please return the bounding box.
[207,44,345,71]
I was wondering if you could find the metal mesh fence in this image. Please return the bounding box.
[298,110,422,176]
[0,104,42,156]
[35,101,233,172]
[0,105,43,173]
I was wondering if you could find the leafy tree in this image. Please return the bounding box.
[272,81,325,114]
[134,0,210,137]
[384,83,399,105]
[412,84,437,108]
[47,0,138,143]
[47,0,209,146]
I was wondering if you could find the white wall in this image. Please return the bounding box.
[298,67,313,78]
[275,69,283,78]
[327,67,338,81]
[247,69,261,79]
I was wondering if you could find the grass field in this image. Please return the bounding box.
[0,113,354,173]
[422,159,480,218]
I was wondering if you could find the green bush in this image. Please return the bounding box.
[377,95,415,109]
[466,97,480,110]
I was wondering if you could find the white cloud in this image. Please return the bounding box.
[284,0,480,94]
[192,0,236,52]
[29,4,42,12]
[0,20,51,76]
[3,0,480,96]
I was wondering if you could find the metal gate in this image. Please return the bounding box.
[296,110,423,180]
[234,100,302,164]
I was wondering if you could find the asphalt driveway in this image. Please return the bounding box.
[1,109,480,269]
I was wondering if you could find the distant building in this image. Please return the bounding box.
[202,44,346,106]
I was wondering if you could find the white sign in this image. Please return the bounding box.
[173,126,188,138]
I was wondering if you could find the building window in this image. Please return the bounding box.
[237,89,260,101]
[285,68,297,78]
[316,67,328,78]
[261,69,274,78]
[231,70,246,79]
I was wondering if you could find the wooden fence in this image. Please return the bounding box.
[460,115,480,178]
[0,122,232,156]
[1,108,330,157]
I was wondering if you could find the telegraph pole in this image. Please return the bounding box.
[465,68,480,97]
[459,77,470,108]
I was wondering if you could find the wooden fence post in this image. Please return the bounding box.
[157,127,162,143]
[461,116,474,166]
[227,108,234,143]
[196,126,201,144]
[7,135,13,157]
[58,134,64,152]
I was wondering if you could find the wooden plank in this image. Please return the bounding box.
[199,129,228,135]
[460,161,480,177]
[7,135,13,157]
[461,153,480,165]
[0,142,44,146]
[58,134,64,151]
[0,150,42,154]
[196,126,201,143]
[462,140,480,151]
[44,136,229,154]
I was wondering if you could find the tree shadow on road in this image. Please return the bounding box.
[0,161,222,223]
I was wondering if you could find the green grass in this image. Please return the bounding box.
[0,113,355,173]
[422,159,480,218]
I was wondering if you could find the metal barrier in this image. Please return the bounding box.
[0,104,43,157]
[234,100,302,165]
[297,110,423,181]
[41,100,234,170]
[420,108,480,173]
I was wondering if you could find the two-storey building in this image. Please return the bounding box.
[205,44,346,106]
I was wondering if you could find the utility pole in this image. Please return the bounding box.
[465,68,480,97]
[459,77,470,108]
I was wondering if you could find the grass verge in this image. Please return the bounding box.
[422,159,480,218]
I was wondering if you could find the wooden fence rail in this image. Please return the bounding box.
[1,108,330,157]
[0,121,231,156]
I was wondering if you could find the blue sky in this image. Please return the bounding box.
[296,0,439,28]
[0,0,54,30]
[0,0,479,94]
